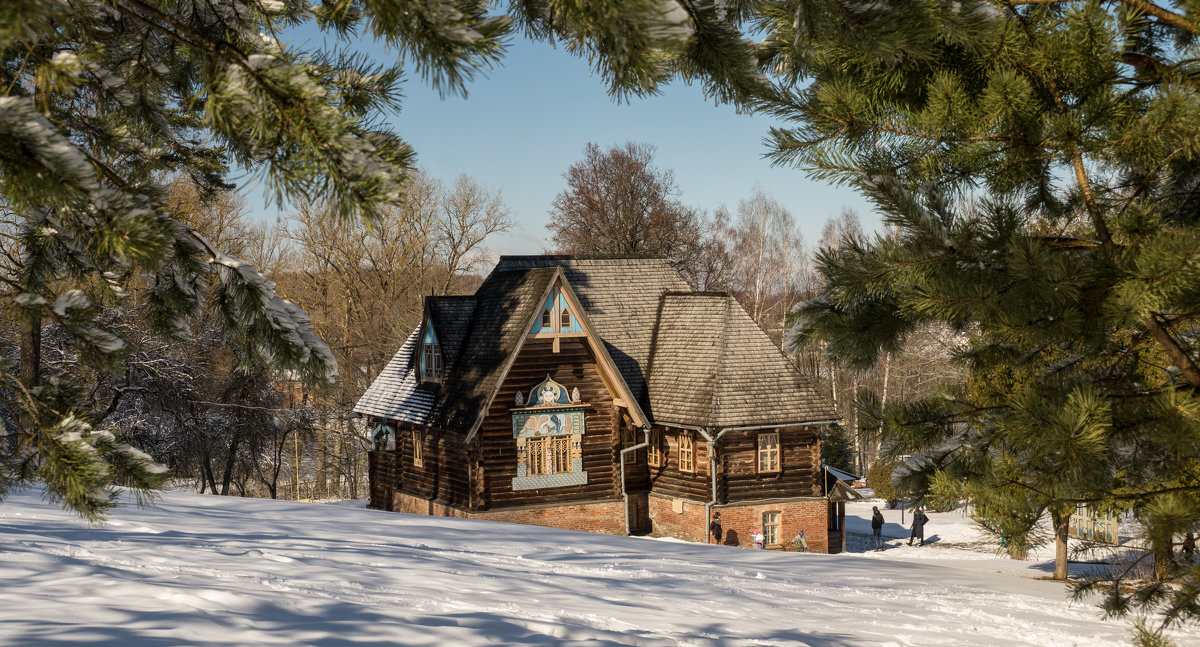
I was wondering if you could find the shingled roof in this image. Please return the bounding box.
[647,292,838,428]
[354,256,837,431]
[353,329,434,424]
[431,266,557,432]
[491,256,692,416]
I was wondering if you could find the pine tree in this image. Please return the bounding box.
[759,2,1200,640]
[0,0,768,522]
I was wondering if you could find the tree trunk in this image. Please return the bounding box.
[220,435,241,496]
[876,353,891,468]
[19,314,41,390]
[316,425,327,499]
[15,315,42,449]
[850,374,862,474]
[332,433,344,498]
[1153,537,1173,582]
[201,449,218,495]
[1051,508,1070,580]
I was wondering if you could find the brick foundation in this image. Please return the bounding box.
[390,490,836,553]
[392,491,628,536]
[647,493,709,542]
[644,494,834,552]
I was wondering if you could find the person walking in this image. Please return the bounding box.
[753,528,765,549]
[871,506,885,551]
[908,508,929,546]
[792,529,808,552]
[709,512,723,544]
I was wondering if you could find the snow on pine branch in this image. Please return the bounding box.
[199,235,337,384]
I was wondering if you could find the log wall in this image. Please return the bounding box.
[477,337,621,509]
[719,427,822,504]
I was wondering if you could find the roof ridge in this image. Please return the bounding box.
[710,295,732,424]
[661,290,730,298]
[642,293,672,420]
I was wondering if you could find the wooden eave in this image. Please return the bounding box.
[463,267,650,442]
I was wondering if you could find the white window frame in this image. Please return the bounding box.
[757,432,780,473]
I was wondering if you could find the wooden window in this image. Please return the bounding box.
[560,309,572,328]
[412,430,424,468]
[526,437,548,475]
[541,309,552,329]
[550,436,571,473]
[421,342,442,381]
[679,431,694,473]
[648,429,664,467]
[762,511,781,547]
[621,427,641,463]
[757,432,780,473]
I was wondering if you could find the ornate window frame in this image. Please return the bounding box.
[511,376,588,490]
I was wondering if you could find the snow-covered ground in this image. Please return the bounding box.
[1,488,1195,646]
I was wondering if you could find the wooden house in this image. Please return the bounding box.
[354,256,846,551]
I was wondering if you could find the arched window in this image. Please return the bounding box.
[560,308,572,329]
[541,309,552,329]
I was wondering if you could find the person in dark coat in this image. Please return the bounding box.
[908,508,929,546]
[709,512,723,544]
[871,506,885,551]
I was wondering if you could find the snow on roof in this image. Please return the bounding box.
[352,329,432,424]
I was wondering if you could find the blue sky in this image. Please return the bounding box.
[240,31,877,256]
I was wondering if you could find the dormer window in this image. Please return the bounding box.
[422,342,442,381]
[560,309,571,329]
[541,309,553,329]
[420,321,444,382]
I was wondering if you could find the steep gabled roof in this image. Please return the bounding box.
[430,266,557,432]
[646,292,839,428]
[492,256,691,418]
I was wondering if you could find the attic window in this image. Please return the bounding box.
[420,321,444,382]
[541,309,553,329]
[421,341,443,382]
[560,309,572,329]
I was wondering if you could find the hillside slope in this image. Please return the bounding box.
[0,489,1186,646]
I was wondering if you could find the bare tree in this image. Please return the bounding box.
[281,169,511,498]
[548,142,705,280]
[437,173,513,294]
[725,189,811,341]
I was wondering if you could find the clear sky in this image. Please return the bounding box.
[239,31,878,256]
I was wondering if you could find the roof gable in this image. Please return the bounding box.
[430,267,558,432]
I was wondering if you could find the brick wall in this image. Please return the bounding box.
[392,491,627,535]
[714,498,832,553]
[647,493,708,542]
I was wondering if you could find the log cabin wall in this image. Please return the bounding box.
[367,449,399,510]
[391,422,473,509]
[720,426,823,504]
[646,428,711,502]
[476,337,620,509]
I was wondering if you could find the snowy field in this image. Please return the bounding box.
[2,489,1196,647]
